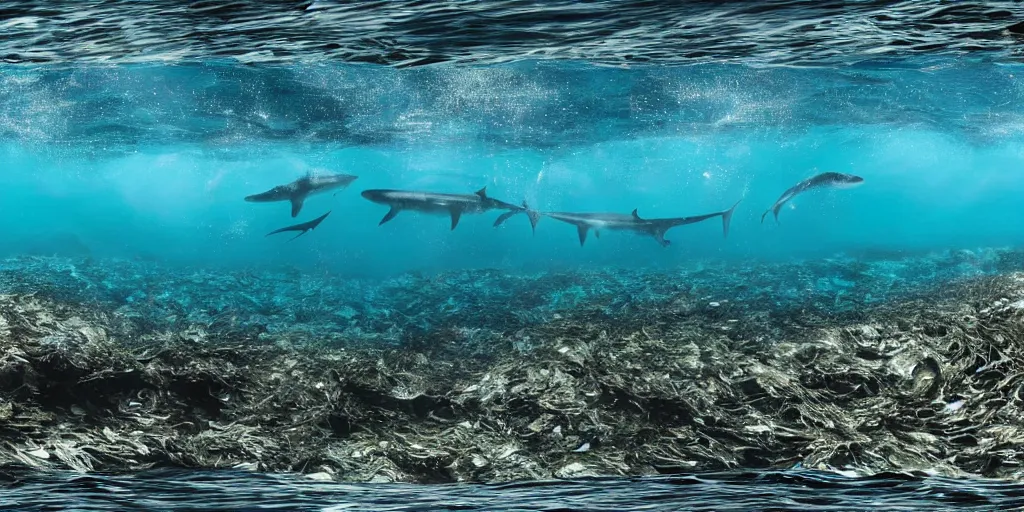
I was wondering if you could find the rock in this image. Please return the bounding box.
[859,325,880,339]
[27,448,50,460]
[555,462,595,479]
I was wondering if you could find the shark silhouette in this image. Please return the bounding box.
[541,200,742,247]
[761,172,864,223]
[246,172,358,218]
[361,187,540,231]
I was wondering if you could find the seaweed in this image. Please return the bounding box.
[0,251,1023,483]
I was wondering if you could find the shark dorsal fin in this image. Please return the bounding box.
[475,187,488,199]
[631,209,641,219]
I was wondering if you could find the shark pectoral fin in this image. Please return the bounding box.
[576,225,589,246]
[450,210,462,230]
[594,230,600,239]
[290,196,305,218]
[379,207,400,226]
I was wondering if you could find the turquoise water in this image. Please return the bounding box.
[2,61,1022,275]
[3,1,1024,510]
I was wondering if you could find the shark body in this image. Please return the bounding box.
[761,172,864,223]
[245,172,358,217]
[361,187,540,231]
[542,200,742,247]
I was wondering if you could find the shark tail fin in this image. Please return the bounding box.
[310,210,332,229]
[522,201,540,234]
[721,199,741,238]
[492,201,540,234]
[761,202,782,225]
[761,202,782,223]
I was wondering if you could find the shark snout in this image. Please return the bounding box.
[838,175,865,189]
[360,189,389,204]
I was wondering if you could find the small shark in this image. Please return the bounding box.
[265,211,331,241]
[245,172,358,218]
[542,200,742,247]
[761,172,864,223]
[361,187,540,231]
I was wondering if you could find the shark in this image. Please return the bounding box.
[360,187,541,231]
[245,172,358,218]
[265,211,331,241]
[761,172,864,223]
[541,200,742,247]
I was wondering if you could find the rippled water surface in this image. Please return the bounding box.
[2,469,1024,511]
[3,1,1024,510]
[1,1,1023,66]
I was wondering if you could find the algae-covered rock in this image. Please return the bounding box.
[1,253,1024,483]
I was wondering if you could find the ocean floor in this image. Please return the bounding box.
[1,248,1023,483]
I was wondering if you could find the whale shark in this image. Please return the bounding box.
[265,211,331,241]
[245,172,358,218]
[761,172,864,223]
[542,200,742,247]
[361,187,540,231]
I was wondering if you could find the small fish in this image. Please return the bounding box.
[265,211,331,241]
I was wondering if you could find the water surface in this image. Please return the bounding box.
[4,469,1024,511]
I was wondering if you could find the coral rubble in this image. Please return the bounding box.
[1,249,1023,483]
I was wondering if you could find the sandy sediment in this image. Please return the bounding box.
[1,254,1024,483]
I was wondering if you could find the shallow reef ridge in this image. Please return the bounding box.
[1,250,1024,483]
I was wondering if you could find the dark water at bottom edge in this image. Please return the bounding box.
[1,469,1023,512]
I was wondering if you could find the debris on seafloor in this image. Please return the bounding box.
[0,250,1023,484]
